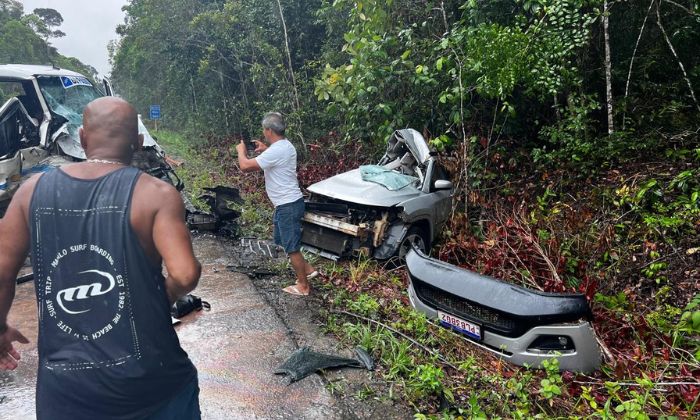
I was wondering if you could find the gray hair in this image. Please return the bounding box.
[261,112,286,135]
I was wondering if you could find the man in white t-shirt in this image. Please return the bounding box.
[236,112,317,295]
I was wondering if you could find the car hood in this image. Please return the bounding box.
[307,168,422,207]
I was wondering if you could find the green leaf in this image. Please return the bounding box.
[692,311,700,329]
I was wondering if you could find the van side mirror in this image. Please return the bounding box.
[434,180,452,190]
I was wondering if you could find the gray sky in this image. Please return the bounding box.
[20,0,128,76]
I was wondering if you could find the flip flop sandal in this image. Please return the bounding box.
[283,285,310,296]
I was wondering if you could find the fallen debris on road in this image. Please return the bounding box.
[227,238,284,278]
[275,347,375,383]
[186,185,243,236]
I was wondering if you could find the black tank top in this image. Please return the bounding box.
[29,167,196,420]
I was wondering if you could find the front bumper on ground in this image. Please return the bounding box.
[406,248,601,373]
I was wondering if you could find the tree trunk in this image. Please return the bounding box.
[656,1,700,113]
[603,0,614,135]
[275,0,301,113]
[439,1,449,34]
[274,0,305,148]
[622,0,655,130]
[190,76,198,113]
[219,67,229,130]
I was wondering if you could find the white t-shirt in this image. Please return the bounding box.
[255,139,303,207]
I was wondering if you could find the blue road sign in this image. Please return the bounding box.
[149,105,161,120]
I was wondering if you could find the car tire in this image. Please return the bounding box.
[396,226,429,260]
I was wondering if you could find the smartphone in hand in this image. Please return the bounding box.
[245,139,257,154]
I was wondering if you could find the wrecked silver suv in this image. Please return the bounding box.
[0,64,180,214]
[301,129,453,260]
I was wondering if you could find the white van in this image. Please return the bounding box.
[0,64,180,214]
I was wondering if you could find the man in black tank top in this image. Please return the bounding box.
[0,97,202,419]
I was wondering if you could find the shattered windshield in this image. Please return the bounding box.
[37,76,102,125]
[37,75,103,145]
[360,165,418,191]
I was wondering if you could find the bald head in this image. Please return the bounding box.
[80,97,142,162]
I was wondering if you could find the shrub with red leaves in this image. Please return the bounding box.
[437,207,584,294]
[297,132,375,188]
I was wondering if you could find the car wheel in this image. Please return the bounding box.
[396,226,428,260]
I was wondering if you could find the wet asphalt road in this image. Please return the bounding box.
[0,235,361,419]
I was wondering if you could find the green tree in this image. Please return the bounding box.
[32,7,66,40]
[111,0,327,140]
[0,0,23,23]
[0,19,49,63]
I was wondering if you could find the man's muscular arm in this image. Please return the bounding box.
[0,181,33,370]
[152,184,201,304]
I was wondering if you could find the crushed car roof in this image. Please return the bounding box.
[393,129,431,164]
[0,64,85,81]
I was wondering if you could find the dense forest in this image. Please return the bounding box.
[2,0,699,417]
[110,0,699,148]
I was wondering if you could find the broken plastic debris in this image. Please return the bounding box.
[186,185,243,235]
[353,347,375,371]
[274,346,375,383]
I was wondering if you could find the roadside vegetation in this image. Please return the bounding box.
[158,127,699,417]
[154,130,273,237]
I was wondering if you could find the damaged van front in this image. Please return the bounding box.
[0,64,180,213]
[301,129,453,261]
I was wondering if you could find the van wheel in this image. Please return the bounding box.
[396,226,428,260]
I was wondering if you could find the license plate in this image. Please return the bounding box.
[438,310,482,341]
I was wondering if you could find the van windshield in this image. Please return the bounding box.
[37,75,103,124]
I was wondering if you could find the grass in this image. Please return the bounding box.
[155,130,224,210]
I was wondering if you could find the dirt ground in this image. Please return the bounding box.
[0,234,411,420]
